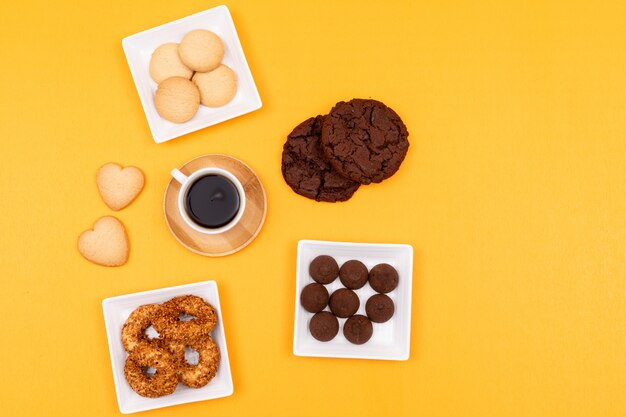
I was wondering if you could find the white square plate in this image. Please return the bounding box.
[293,240,413,360]
[122,5,262,143]
[102,281,233,414]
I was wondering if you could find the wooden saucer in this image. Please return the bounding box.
[164,154,267,256]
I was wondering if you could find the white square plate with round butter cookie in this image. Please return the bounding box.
[102,281,233,414]
[293,240,413,361]
[122,5,262,143]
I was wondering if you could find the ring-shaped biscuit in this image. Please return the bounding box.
[121,304,164,352]
[123,345,178,398]
[153,295,217,342]
[166,335,220,388]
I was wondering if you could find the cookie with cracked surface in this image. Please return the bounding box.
[321,99,409,184]
[281,115,360,202]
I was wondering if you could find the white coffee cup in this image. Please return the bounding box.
[171,167,246,234]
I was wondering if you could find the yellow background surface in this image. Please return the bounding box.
[0,0,624,416]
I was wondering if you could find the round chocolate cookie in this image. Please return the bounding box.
[365,294,395,323]
[343,315,373,345]
[300,283,329,313]
[369,263,399,294]
[309,311,339,342]
[282,115,360,202]
[339,260,368,290]
[321,99,409,184]
[309,255,339,284]
[329,288,359,318]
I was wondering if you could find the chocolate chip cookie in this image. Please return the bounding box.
[282,115,361,202]
[321,99,409,184]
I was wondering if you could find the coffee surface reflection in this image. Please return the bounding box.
[185,174,240,229]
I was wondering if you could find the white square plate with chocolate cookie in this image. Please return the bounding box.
[293,240,413,360]
[102,281,233,414]
[122,5,262,143]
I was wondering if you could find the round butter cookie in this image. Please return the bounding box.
[149,43,193,83]
[178,30,224,72]
[192,64,237,107]
[154,77,200,123]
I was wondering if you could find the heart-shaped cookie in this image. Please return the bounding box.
[96,163,145,211]
[78,216,129,266]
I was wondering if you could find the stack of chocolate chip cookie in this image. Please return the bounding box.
[281,99,409,202]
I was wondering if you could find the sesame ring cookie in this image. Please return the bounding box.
[123,345,179,398]
[166,335,220,388]
[178,29,224,72]
[121,304,164,352]
[153,295,217,342]
[149,43,193,83]
[192,64,237,107]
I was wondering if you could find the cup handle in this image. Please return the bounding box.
[171,169,188,184]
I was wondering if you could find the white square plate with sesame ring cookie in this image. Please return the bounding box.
[102,280,233,414]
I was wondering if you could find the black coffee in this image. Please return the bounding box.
[185,175,240,229]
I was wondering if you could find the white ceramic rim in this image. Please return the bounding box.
[292,240,413,360]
